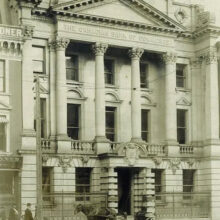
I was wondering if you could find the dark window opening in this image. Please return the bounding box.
[76,168,91,201]
[176,64,186,88]
[0,171,13,194]
[67,104,80,140]
[177,109,187,144]
[0,123,6,152]
[66,55,79,81]
[0,60,5,92]
[152,169,163,201]
[140,63,149,88]
[183,170,195,199]
[106,107,116,142]
[42,167,53,201]
[141,109,149,142]
[104,59,114,85]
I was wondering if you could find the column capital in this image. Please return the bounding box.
[128,47,144,59]
[51,38,70,51]
[92,43,108,56]
[23,25,34,40]
[162,52,177,64]
[204,48,218,65]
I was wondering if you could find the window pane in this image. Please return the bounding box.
[0,171,13,194]
[177,128,186,144]
[0,123,6,151]
[0,60,5,92]
[141,109,149,142]
[104,59,114,85]
[66,56,79,81]
[40,99,46,138]
[32,46,44,74]
[140,63,148,88]
[33,60,44,73]
[176,64,186,88]
[177,110,186,127]
[106,107,116,141]
[183,170,195,193]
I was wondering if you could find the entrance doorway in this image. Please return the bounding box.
[115,168,132,215]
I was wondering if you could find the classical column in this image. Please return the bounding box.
[204,48,219,142]
[162,52,178,145]
[128,48,144,142]
[92,43,108,141]
[48,42,56,139]
[53,38,69,139]
[21,26,36,149]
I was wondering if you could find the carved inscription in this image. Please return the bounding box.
[0,26,23,37]
[62,23,173,47]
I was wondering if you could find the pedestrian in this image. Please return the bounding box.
[24,203,33,220]
[8,204,19,220]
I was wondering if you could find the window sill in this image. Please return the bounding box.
[66,80,83,86]
[0,92,11,96]
[176,87,191,93]
[105,84,118,89]
[141,88,153,93]
[34,73,48,79]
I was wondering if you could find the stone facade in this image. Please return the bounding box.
[0,0,220,219]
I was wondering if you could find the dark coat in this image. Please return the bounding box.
[24,208,33,220]
[8,208,19,220]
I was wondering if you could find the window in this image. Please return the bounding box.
[152,169,164,200]
[34,98,47,138]
[0,123,6,152]
[76,168,91,201]
[67,104,80,140]
[42,167,53,201]
[141,109,149,142]
[66,55,79,81]
[32,46,45,74]
[177,109,187,144]
[176,64,187,88]
[0,171,13,194]
[106,107,116,141]
[104,59,114,85]
[140,63,149,89]
[183,170,195,199]
[0,60,5,92]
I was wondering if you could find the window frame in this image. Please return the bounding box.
[152,169,164,201]
[141,109,150,142]
[32,46,45,75]
[105,106,116,142]
[140,62,149,89]
[65,54,79,82]
[0,60,5,93]
[183,169,195,200]
[176,63,187,89]
[67,103,81,140]
[177,109,187,144]
[104,58,115,86]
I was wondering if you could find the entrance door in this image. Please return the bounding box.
[116,168,132,215]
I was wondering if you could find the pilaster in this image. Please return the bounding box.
[128,47,144,143]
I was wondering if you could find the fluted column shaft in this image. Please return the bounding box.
[205,49,219,141]
[53,39,69,139]
[129,48,144,142]
[92,43,108,141]
[163,52,177,144]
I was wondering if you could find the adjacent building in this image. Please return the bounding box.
[0,0,220,219]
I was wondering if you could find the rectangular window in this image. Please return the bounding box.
[140,63,149,89]
[152,169,164,200]
[67,104,80,140]
[33,46,45,74]
[177,109,187,144]
[0,171,13,194]
[141,109,149,142]
[183,170,195,199]
[106,107,116,142]
[76,168,91,201]
[0,60,5,92]
[66,55,79,81]
[0,123,6,152]
[176,64,187,88]
[42,167,53,201]
[104,59,114,85]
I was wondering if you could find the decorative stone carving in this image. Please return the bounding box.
[42,155,49,165]
[91,43,108,56]
[128,47,144,59]
[175,8,188,24]
[23,26,34,39]
[190,57,202,69]
[187,158,195,168]
[52,38,70,51]
[176,97,191,106]
[0,41,22,55]
[81,155,90,165]
[152,157,162,167]
[204,48,218,65]
[162,52,177,64]
[169,158,181,174]
[0,155,22,169]
[58,156,73,173]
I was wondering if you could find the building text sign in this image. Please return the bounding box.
[0,26,23,38]
[61,23,174,47]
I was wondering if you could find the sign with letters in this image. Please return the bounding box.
[0,26,23,38]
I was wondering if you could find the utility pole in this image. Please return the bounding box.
[35,75,42,220]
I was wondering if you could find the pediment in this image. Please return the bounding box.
[53,0,185,31]
[0,101,11,110]
[176,97,191,106]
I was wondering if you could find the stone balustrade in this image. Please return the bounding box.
[142,143,166,156]
[41,139,57,153]
[179,144,194,155]
[71,140,95,154]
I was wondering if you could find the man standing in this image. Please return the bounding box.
[24,203,33,220]
[8,204,19,220]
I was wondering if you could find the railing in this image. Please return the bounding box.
[41,139,57,153]
[155,192,210,219]
[142,143,166,156]
[71,141,95,154]
[179,144,194,155]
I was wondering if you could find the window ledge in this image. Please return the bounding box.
[176,87,191,93]
[0,92,11,96]
[105,84,118,89]
[66,80,84,86]
[141,88,153,93]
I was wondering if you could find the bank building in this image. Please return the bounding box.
[1,0,220,219]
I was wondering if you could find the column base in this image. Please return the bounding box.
[56,134,70,141]
[94,136,110,154]
[21,129,36,150]
[94,136,109,143]
[130,137,143,143]
[22,129,36,137]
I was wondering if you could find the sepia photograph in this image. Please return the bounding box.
[0,0,220,219]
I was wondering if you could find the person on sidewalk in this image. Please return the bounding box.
[8,204,19,220]
[24,203,33,220]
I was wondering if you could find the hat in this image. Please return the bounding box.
[27,203,31,207]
